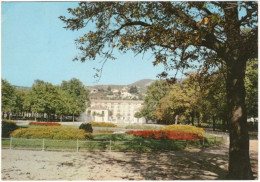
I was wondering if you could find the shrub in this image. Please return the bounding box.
[2,119,18,138]
[79,123,93,133]
[11,126,93,140]
[29,121,61,126]
[89,121,117,127]
[126,130,204,141]
[162,124,205,136]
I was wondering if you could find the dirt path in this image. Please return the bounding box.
[1,140,258,180]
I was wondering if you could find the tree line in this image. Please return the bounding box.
[2,78,90,122]
[138,59,258,131]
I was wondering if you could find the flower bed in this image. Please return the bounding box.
[29,121,61,126]
[126,130,204,141]
[89,121,117,127]
[11,126,92,140]
[162,125,205,136]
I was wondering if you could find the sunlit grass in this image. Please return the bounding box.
[2,134,223,152]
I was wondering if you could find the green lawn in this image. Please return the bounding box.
[2,134,223,152]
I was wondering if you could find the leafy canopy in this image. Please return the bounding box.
[60,2,257,79]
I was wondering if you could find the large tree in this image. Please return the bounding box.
[60,2,258,179]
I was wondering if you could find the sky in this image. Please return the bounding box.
[2,2,168,87]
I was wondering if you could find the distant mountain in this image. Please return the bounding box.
[86,79,155,90]
[129,79,155,87]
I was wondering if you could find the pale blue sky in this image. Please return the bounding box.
[2,2,168,87]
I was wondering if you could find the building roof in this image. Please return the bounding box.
[91,99,143,104]
[90,105,108,110]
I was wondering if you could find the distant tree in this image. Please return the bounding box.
[245,59,258,118]
[1,79,16,119]
[60,78,90,122]
[155,84,190,125]
[129,86,138,94]
[107,86,112,92]
[140,80,172,122]
[13,89,27,119]
[29,80,60,120]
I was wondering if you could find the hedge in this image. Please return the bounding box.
[2,119,18,138]
[162,124,205,136]
[10,126,92,140]
[126,130,204,140]
[89,121,117,127]
[79,123,93,133]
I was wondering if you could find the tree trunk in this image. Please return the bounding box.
[222,119,226,132]
[226,60,253,179]
[8,112,11,120]
[175,115,178,125]
[212,116,216,131]
[197,115,200,127]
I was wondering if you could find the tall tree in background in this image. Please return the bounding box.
[155,84,190,124]
[1,79,16,119]
[245,59,258,118]
[29,80,60,120]
[60,2,257,179]
[139,80,172,122]
[60,78,90,122]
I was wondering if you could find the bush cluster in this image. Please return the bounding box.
[162,124,205,136]
[29,121,61,126]
[126,130,204,140]
[11,126,92,140]
[89,121,117,127]
[79,123,93,133]
[2,119,18,138]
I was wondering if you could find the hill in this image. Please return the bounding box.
[129,79,155,87]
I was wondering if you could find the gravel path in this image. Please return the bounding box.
[1,140,258,180]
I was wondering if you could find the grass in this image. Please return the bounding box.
[2,134,223,152]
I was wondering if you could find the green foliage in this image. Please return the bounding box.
[79,123,93,133]
[11,126,93,140]
[162,124,205,136]
[60,78,90,117]
[29,80,60,116]
[245,59,258,118]
[1,79,16,115]
[155,84,191,124]
[89,121,117,127]
[129,86,138,94]
[140,80,172,121]
[2,119,18,138]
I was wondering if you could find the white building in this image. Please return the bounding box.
[121,92,133,98]
[88,105,109,122]
[87,99,146,124]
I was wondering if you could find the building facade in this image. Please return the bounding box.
[87,99,146,124]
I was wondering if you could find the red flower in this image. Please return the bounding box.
[126,130,203,141]
[29,122,61,126]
